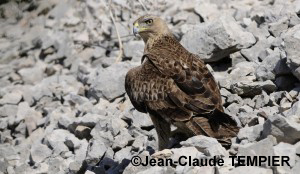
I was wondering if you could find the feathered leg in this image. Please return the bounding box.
[149,114,171,150]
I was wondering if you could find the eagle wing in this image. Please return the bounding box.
[144,35,223,114]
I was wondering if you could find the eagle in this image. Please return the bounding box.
[125,15,240,150]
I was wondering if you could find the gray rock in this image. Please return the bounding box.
[292,160,300,174]
[89,62,137,101]
[86,138,108,166]
[261,114,300,144]
[227,103,241,116]
[237,124,263,142]
[231,80,277,97]
[137,166,175,174]
[0,144,19,165]
[90,122,114,146]
[175,165,215,174]
[48,0,70,19]
[229,166,272,174]
[123,151,151,174]
[268,17,289,37]
[131,135,147,152]
[114,146,132,162]
[68,113,105,132]
[16,102,42,135]
[241,38,271,62]
[246,21,270,40]
[230,52,247,67]
[112,129,134,150]
[194,1,219,21]
[130,110,153,129]
[181,15,256,62]
[0,90,23,105]
[18,62,46,85]
[69,161,82,173]
[253,91,270,109]
[45,129,71,155]
[30,143,52,164]
[255,48,281,81]
[273,142,296,173]
[285,101,300,116]
[123,40,144,62]
[283,24,300,81]
[170,147,205,165]
[0,159,8,173]
[181,135,228,157]
[238,135,276,158]
[0,105,18,118]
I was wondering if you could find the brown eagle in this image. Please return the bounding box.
[125,15,240,150]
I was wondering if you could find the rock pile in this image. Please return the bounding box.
[0,0,300,173]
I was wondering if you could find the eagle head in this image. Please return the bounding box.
[133,15,171,42]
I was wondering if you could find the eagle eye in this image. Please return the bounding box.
[145,19,153,25]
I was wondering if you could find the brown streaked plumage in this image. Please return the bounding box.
[125,15,240,150]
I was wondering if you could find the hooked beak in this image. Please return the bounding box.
[133,22,139,36]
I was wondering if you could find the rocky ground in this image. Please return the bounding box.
[0,0,300,173]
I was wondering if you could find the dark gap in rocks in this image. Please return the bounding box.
[28,154,35,167]
[19,51,28,58]
[109,93,125,103]
[268,30,275,38]
[140,125,154,131]
[122,56,132,61]
[0,0,9,5]
[60,96,65,104]
[121,117,132,128]
[194,11,205,23]
[112,146,122,153]
[41,108,48,117]
[209,56,232,72]
[146,146,155,155]
[127,139,134,146]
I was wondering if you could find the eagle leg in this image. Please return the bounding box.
[149,114,171,150]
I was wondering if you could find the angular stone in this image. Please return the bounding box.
[181,15,256,62]
[89,62,137,100]
[241,38,271,62]
[229,166,272,174]
[137,166,175,174]
[85,138,108,166]
[237,124,264,142]
[261,114,300,144]
[238,136,276,159]
[114,146,132,162]
[123,41,144,62]
[231,80,277,97]
[0,105,18,118]
[285,101,300,116]
[181,135,228,157]
[30,143,52,164]
[283,24,300,81]
[45,129,71,155]
[123,151,152,174]
[0,90,22,105]
[112,129,134,150]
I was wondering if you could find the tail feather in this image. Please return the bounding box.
[185,109,240,148]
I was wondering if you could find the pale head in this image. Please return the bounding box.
[133,15,171,42]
